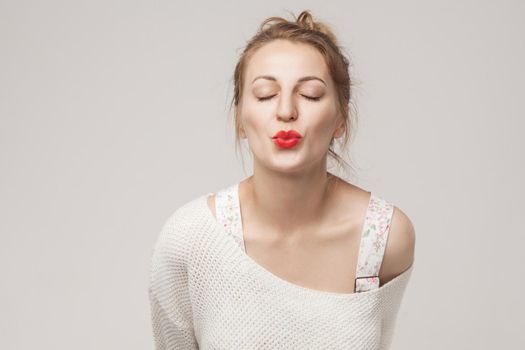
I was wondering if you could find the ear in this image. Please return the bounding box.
[333,118,345,139]
[236,106,247,139]
[239,124,247,139]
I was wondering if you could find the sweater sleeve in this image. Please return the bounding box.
[148,209,199,349]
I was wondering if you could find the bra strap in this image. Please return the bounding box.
[214,184,246,252]
[354,193,395,293]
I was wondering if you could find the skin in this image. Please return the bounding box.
[208,39,415,293]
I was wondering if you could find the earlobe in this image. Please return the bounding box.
[239,127,247,139]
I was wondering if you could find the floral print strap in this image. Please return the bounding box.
[215,183,246,252]
[354,193,395,293]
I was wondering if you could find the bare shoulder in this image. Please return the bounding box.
[379,204,416,285]
[207,193,217,219]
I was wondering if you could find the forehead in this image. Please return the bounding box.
[245,40,329,83]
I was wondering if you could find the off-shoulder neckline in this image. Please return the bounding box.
[200,191,414,300]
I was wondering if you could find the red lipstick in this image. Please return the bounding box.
[272,129,303,149]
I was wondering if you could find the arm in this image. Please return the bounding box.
[149,293,198,349]
[148,211,199,349]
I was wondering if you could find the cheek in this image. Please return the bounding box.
[242,112,262,134]
[239,113,269,144]
[307,112,338,139]
[240,104,270,135]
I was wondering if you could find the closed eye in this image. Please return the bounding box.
[303,95,321,101]
[257,95,321,102]
[256,95,275,102]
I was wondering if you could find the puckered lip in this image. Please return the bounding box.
[272,129,303,139]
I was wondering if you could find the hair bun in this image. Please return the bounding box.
[295,10,339,45]
[295,10,317,30]
[259,10,338,45]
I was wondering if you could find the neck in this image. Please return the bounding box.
[240,160,339,239]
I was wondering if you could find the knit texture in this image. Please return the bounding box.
[149,187,414,349]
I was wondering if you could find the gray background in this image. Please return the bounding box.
[1,0,524,349]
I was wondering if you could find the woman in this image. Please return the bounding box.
[149,10,415,349]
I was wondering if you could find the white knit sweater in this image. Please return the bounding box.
[148,184,414,349]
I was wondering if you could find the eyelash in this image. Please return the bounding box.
[257,95,321,102]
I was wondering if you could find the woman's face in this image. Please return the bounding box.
[239,39,344,174]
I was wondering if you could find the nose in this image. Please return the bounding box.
[276,93,298,122]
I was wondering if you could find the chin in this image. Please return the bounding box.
[265,156,311,174]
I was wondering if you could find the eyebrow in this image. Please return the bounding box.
[251,75,327,86]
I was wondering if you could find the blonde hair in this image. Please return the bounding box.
[229,10,358,178]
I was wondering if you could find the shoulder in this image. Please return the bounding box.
[379,201,416,284]
[331,178,416,284]
[151,194,211,261]
[162,195,207,233]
